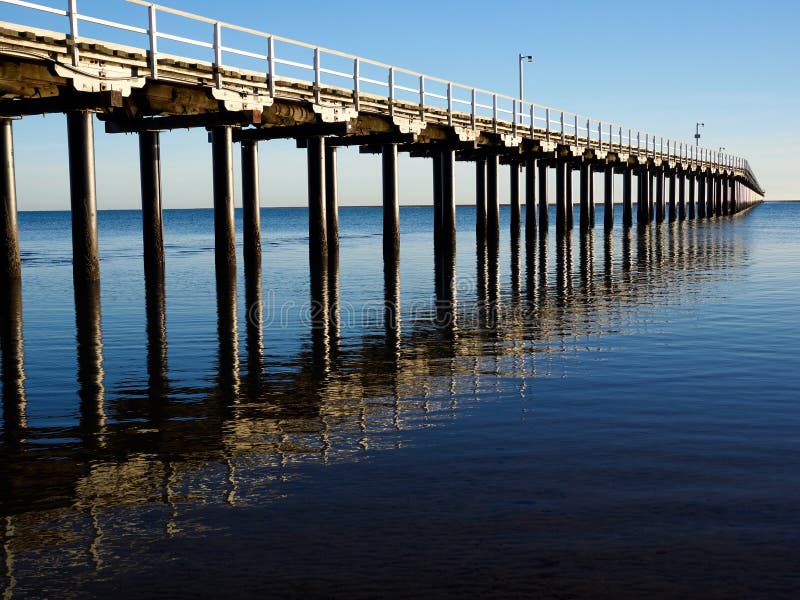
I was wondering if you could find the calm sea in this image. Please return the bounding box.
[1,202,799,598]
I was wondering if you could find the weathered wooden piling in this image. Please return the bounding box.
[139,130,165,282]
[241,138,261,277]
[538,161,549,231]
[382,143,400,261]
[510,163,521,236]
[144,258,167,396]
[637,168,648,225]
[678,173,687,221]
[589,165,595,229]
[604,166,614,230]
[622,167,633,228]
[67,111,100,284]
[1,119,21,282]
[211,126,237,279]
[432,152,443,249]
[486,154,500,241]
[306,135,328,265]
[525,156,537,243]
[325,143,339,256]
[715,176,723,217]
[668,171,677,222]
[475,157,487,241]
[698,172,706,219]
[707,173,715,218]
[579,162,590,232]
[656,169,665,223]
[556,160,567,233]
[722,176,730,215]
[441,149,456,254]
[566,165,574,231]
[688,172,696,220]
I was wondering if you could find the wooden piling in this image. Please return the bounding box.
[579,161,590,232]
[441,149,456,254]
[604,166,614,230]
[67,111,100,284]
[538,161,549,232]
[510,163,521,236]
[476,157,487,241]
[486,154,499,242]
[622,166,633,228]
[382,143,400,262]
[0,119,21,282]
[325,143,339,257]
[211,126,237,280]
[241,139,262,278]
[556,160,567,233]
[139,130,165,282]
[306,135,327,265]
[525,156,537,243]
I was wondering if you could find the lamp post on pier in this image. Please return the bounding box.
[695,122,704,146]
[518,53,533,123]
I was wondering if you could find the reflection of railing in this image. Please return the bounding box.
[2,0,757,179]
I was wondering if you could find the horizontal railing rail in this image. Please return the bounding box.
[0,0,757,178]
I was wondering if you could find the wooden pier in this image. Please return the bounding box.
[0,0,764,305]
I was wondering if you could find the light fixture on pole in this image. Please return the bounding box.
[695,122,704,146]
[518,53,533,123]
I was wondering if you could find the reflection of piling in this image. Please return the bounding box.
[0,119,21,282]
[145,265,168,401]
[215,266,239,398]
[384,249,401,357]
[510,222,521,304]
[603,230,613,291]
[579,229,594,299]
[309,251,331,375]
[75,279,105,445]
[0,279,26,445]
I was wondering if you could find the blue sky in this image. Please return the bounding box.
[6,0,798,210]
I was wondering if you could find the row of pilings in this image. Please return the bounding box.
[0,114,762,342]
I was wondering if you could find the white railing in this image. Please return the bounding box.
[0,0,754,175]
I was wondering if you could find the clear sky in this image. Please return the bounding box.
[5,0,799,210]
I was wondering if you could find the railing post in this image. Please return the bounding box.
[546,108,551,143]
[314,48,322,104]
[147,3,158,79]
[213,22,223,89]
[512,100,517,137]
[492,94,498,134]
[353,57,360,111]
[471,88,477,129]
[530,104,535,139]
[268,36,276,98]
[446,82,452,126]
[68,0,79,66]
[419,75,425,120]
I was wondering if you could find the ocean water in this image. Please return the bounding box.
[1,202,799,598]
